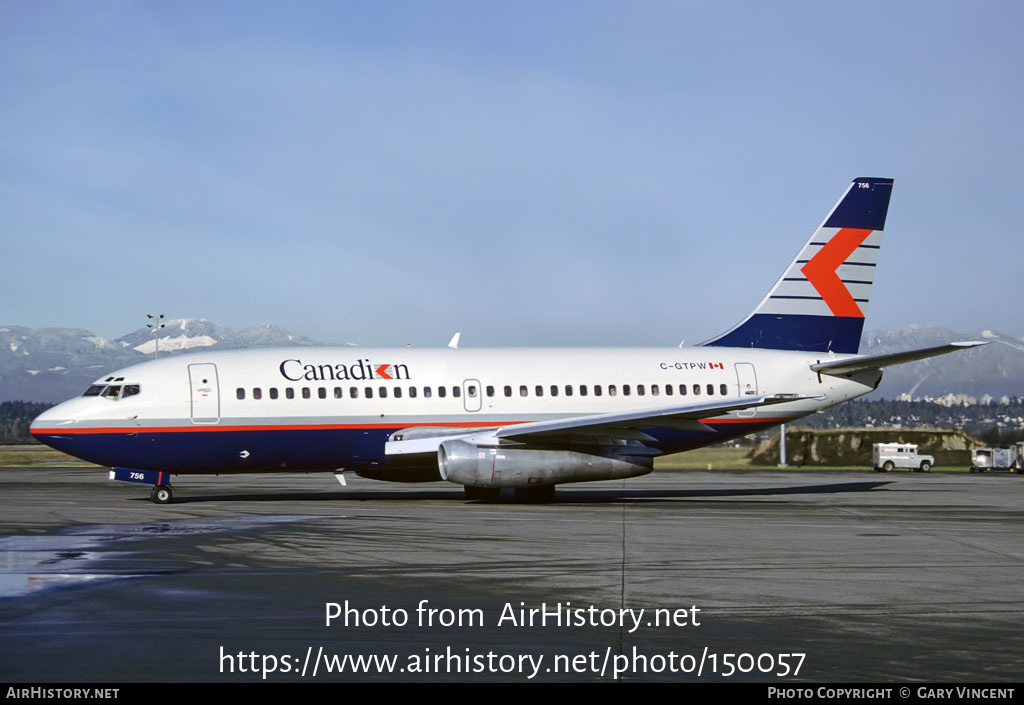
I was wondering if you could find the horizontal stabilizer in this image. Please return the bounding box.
[810,341,989,376]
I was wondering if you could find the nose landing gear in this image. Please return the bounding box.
[110,467,174,504]
[150,485,173,504]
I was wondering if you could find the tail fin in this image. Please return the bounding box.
[702,177,894,354]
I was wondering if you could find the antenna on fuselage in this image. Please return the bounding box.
[448,332,461,349]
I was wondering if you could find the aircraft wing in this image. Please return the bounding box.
[809,341,989,377]
[493,393,813,442]
[385,393,815,456]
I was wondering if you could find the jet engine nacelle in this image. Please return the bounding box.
[438,439,653,488]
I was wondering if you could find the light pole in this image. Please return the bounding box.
[147,314,165,359]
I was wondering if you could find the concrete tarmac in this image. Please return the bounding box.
[0,466,1021,682]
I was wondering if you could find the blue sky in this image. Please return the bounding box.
[2,1,1021,346]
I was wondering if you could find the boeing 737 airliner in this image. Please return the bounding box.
[31,178,985,503]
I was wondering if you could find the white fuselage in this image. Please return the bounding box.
[31,345,877,477]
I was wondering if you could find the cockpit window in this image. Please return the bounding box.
[85,383,140,400]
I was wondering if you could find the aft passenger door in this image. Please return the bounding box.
[188,363,220,424]
[734,363,757,417]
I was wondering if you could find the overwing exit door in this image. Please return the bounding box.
[463,379,482,412]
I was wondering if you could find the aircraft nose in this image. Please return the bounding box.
[31,402,74,431]
[30,398,92,440]
[30,399,92,456]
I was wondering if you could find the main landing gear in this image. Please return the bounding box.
[463,485,501,501]
[515,485,556,503]
[463,485,557,503]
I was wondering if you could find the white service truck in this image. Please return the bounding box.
[872,443,934,472]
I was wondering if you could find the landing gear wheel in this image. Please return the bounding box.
[882,461,895,473]
[151,485,173,505]
[514,485,556,503]
[464,485,500,501]
[919,461,931,473]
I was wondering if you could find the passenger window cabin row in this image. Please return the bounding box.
[236,382,731,401]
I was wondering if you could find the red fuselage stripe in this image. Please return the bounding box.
[30,417,787,435]
[30,421,524,435]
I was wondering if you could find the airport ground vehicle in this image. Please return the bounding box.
[969,443,1024,473]
[872,443,934,472]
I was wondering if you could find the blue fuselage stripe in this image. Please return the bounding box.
[33,421,787,475]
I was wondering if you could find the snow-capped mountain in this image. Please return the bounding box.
[0,326,141,403]
[114,318,235,354]
[0,320,316,402]
[112,318,317,354]
[863,325,1024,400]
[2,321,1021,403]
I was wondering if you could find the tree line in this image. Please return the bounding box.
[0,401,54,444]
[791,398,1024,443]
